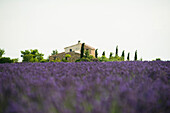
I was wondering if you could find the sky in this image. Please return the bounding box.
[0,0,170,61]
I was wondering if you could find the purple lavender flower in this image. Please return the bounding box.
[0,61,170,113]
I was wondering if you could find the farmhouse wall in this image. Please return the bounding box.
[64,41,95,57]
[64,43,81,53]
[49,51,80,62]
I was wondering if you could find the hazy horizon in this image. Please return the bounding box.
[0,0,170,61]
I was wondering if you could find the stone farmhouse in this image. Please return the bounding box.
[49,41,95,62]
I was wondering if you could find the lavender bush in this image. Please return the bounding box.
[0,61,170,113]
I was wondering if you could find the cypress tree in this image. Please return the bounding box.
[134,50,137,61]
[127,52,130,61]
[80,43,85,58]
[121,50,125,61]
[95,49,98,58]
[102,51,105,56]
[109,52,113,58]
[116,45,118,56]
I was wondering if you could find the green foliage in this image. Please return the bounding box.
[127,52,130,61]
[80,43,85,58]
[75,57,91,62]
[30,49,38,58]
[0,49,5,57]
[156,58,161,61]
[51,58,61,62]
[98,56,109,62]
[65,54,71,61]
[134,50,137,61]
[90,58,98,62]
[88,55,94,59]
[65,54,71,58]
[110,101,121,113]
[95,49,98,58]
[40,59,48,63]
[21,49,44,62]
[0,57,18,63]
[75,54,94,62]
[0,57,13,63]
[12,58,19,63]
[51,49,58,55]
[0,49,18,63]
[37,53,44,61]
[140,58,143,61]
[102,51,105,57]
[110,56,122,61]
[109,52,113,58]
[121,50,125,61]
[62,58,69,62]
[115,45,118,56]
[98,50,122,62]
[152,58,161,61]
[22,54,34,62]
[85,50,90,58]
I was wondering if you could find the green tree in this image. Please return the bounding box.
[80,43,85,58]
[85,50,90,58]
[21,50,30,57]
[121,50,125,61]
[0,49,19,63]
[30,49,38,58]
[0,49,5,57]
[21,49,44,62]
[51,49,58,55]
[65,54,71,61]
[127,52,130,61]
[109,52,113,58]
[22,54,34,62]
[102,51,105,57]
[37,53,44,61]
[109,52,114,60]
[134,50,137,61]
[115,45,118,56]
[95,49,98,58]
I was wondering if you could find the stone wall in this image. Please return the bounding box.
[84,46,95,57]
[49,51,80,62]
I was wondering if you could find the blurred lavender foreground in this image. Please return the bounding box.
[0,61,170,113]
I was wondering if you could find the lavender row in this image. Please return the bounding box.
[0,61,170,113]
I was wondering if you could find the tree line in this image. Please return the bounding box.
[0,48,71,63]
[76,43,138,62]
[0,45,160,63]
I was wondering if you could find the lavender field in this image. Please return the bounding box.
[0,61,170,113]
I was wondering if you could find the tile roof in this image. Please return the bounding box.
[64,43,95,50]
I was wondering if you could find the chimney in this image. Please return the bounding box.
[78,40,80,44]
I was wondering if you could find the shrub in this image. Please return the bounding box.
[75,57,91,62]
[51,58,61,62]
[40,59,48,63]
[0,57,13,63]
[62,58,68,62]
[156,58,161,61]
